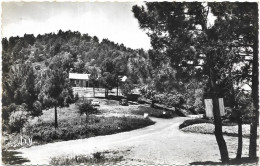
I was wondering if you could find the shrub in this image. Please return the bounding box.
[50,151,124,165]
[195,107,205,114]
[179,119,212,129]
[8,104,29,132]
[77,100,97,122]
[9,103,17,111]
[2,106,10,122]
[23,117,43,135]
[93,152,103,161]
[187,107,198,115]
[74,93,79,103]
[32,101,42,116]
[3,103,19,124]
[2,106,10,131]
[137,96,147,104]
[131,106,174,119]
[120,79,134,97]
[151,93,185,108]
[193,89,204,108]
[21,115,154,144]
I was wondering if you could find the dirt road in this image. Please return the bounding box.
[16,117,249,165]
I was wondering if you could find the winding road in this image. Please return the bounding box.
[16,117,249,165]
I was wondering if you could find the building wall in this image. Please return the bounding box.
[70,79,88,87]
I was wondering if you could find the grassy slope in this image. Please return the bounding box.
[4,102,155,149]
[179,119,250,137]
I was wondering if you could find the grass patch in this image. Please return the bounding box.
[179,118,251,137]
[180,123,250,138]
[3,103,155,149]
[179,118,237,129]
[50,151,125,165]
[27,116,154,143]
[131,105,175,119]
[179,119,212,129]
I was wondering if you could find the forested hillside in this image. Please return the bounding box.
[2,30,155,130]
[2,30,152,83]
[2,30,205,133]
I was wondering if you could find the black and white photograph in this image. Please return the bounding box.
[1,1,259,165]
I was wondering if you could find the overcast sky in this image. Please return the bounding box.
[2,2,151,50]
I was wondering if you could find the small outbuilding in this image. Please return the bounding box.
[69,73,90,87]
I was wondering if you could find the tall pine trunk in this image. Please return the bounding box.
[105,89,108,98]
[85,113,89,122]
[208,53,229,163]
[231,86,242,159]
[249,36,259,159]
[212,96,229,163]
[117,85,119,97]
[93,86,95,97]
[236,114,243,159]
[202,20,229,162]
[151,100,155,108]
[54,105,58,129]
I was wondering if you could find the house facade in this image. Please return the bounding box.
[69,73,90,87]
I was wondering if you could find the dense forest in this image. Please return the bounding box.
[2,30,152,84]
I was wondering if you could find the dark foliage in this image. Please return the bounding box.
[2,150,30,165]
[23,116,155,143]
[131,105,175,119]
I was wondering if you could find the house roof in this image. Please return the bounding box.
[120,76,127,82]
[69,73,90,80]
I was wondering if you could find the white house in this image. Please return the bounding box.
[69,73,90,87]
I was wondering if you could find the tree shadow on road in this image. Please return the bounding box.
[190,157,258,165]
[2,150,30,165]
